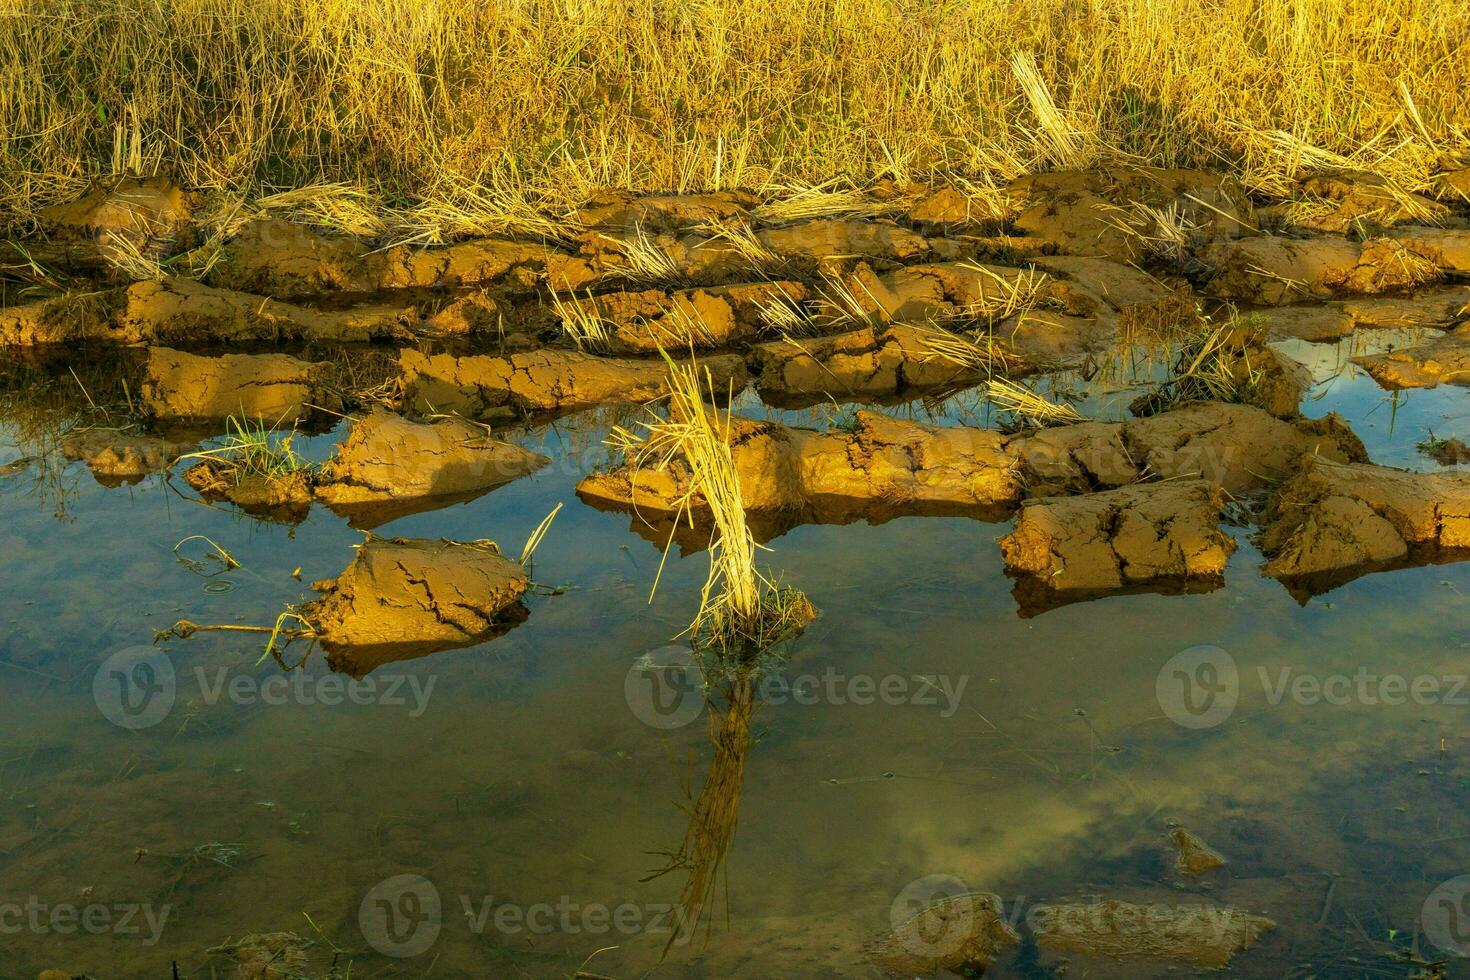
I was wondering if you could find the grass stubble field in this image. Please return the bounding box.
[0,0,1466,240]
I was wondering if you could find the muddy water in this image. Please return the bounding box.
[3,340,1470,979]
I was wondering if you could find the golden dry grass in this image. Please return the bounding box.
[0,0,1467,236]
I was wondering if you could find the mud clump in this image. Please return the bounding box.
[207,931,311,979]
[211,216,564,300]
[1262,287,1470,343]
[863,891,1020,976]
[398,348,747,421]
[315,410,548,526]
[302,537,530,666]
[1421,436,1470,466]
[35,176,196,280]
[554,217,932,290]
[1031,900,1274,967]
[571,280,806,352]
[1388,226,1470,274]
[570,190,759,230]
[1012,401,1366,496]
[184,462,315,522]
[60,429,194,485]
[142,347,341,424]
[1007,167,1253,262]
[999,481,1236,607]
[748,324,998,406]
[1353,325,1470,389]
[1259,457,1470,594]
[1171,827,1227,876]
[0,277,414,346]
[1131,320,1312,419]
[1203,235,1441,304]
[1265,171,1446,233]
[579,411,1021,545]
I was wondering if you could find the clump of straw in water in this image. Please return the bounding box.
[611,352,815,658]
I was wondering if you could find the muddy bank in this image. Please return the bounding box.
[0,277,415,346]
[566,280,806,352]
[999,481,1235,611]
[184,409,548,526]
[1203,235,1442,304]
[1006,167,1254,263]
[142,348,341,424]
[1263,287,1470,341]
[1259,457,1470,597]
[24,176,197,282]
[314,410,548,527]
[579,411,1021,545]
[59,429,194,485]
[1012,401,1366,495]
[208,216,566,301]
[748,323,1003,407]
[1353,324,1470,389]
[579,403,1365,552]
[1031,900,1274,968]
[398,348,748,421]
[302,537,530,670]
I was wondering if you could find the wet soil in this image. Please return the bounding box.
[5,170,1470,978]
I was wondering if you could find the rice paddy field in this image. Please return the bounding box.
[3,2,1470,978]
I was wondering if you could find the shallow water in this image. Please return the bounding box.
[3,335,1470,979]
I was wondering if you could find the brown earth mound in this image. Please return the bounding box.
[142,347,341,424]
[184,462,316,523]
[302,537,530,668]
[552,217,934,291]
[59,429,195,485]
[1013,402,1366,495]
[1007,167,1254,262]
[31,176,196,280]
[314,410,548,526]
[1262,288,1470,342]
[398,348,747,421]
[581,403,1366,553]
[863,892,1020,976]
[569,190,759,230]
[1171,828,1228,876]
[748,323,998,406]
[578,411,1021,539]
[1203,235,1441,304]
[210,216,565,300]
[1265,172,1446,233]
[1388,226,1470,273]
[0,277,414,346]
[1353,325,1470,389]
[570,280,806,352]
[1259,457,1470,596]
[998,480,1236,609]
[1030,900,1274,968]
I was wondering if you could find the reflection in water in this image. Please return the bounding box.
[7,330,1470,975]
[645,664,758,951]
